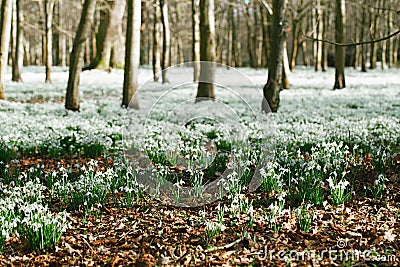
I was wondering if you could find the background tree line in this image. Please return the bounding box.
[0,0,399,111]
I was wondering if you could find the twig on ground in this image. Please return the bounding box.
[205,237,244,253]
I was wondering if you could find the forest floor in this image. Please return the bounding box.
[0,66,399,266]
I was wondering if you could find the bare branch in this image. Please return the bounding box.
[303,29,400,47]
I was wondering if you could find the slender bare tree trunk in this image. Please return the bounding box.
[196,0,216,101]
[235,9,242,67]
[353,4,359,69]
[192,0,200,81]
[227,4,234,67]
[0,0,12,99]
[12,0,22,82]
[262,0,288,112]
[321,4,328,71]
[243,1,257,68]
[387,0,393,68]
[153,0,161,81]
[174,1,184,65]
[260,4,269,67]
[10,0,16,73]
[334,0,346,89]
[369,0,381,69]
[110,0,125,68]
[44,0,55,83]
[290,15,298,71]
[65,0,96,111]
[281,41,290,89]
[314,0,322,71]
[58,0,66,67]
[160,0,170,83]
[360,1,367,72]
[122,0,141,108]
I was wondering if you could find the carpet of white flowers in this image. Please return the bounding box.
[0,66,399,266]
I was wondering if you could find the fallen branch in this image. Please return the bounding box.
[303,29,400,47]
[205,237,244,253]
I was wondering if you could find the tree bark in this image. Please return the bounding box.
[235,9,242,67]
[262,0,288,112]
[281,41,290,89]
[290,16,298,71]
[153,0,161,82]
[44,0,55,83]
[260,4,269,68]
[160,0,170,83]
[11,0,22,82]
[313,0,322,71]
[65,0,96,111]
[196,0,216,101]
[58,0,67,67]
[321,4,328,71]
[360,0,367,72]
[174,1,184,65]
[243,1,257,68]
[89,0,125,70]
[333,0,346,89]
[387,0,393,68]
[369,0,380,69]
[192,0,200,81]
[0,0,12,99]
[122,0,141,109]
[226,4,234,67]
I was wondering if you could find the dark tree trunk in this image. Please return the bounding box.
[12,0,23,82]
[65,0,96,111]
[160,0,170,83]
[196,0,216,101]
[262,0,288,113]
[333,0,346,89]
[122,0,141,108]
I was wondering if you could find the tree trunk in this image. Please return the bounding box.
[153,0,161,82]
[89,0,125,70]
[360,1,367,72]
[65,0,96,111]
[0,0,12,99]
[192,0,200,81]
[110,0,125,68]
[58,0,66,67]
[314,0,322,71]
[235,9,242,67]
[122,0,141,108]
[262,0,288,112]
[11,0,22,82]
[369,0,380,69]
[290,17,298,71]
[281,41,290,89]
[196,0,216,101]
[44,0,55,83]
[243,1,257,68]
[260,4,269,68]
[160,0,170,83]
[226,4,234,67]
[334,0,346,89]
[321,5,328,71]
[387,0,393,68]
[174,1,184,65]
